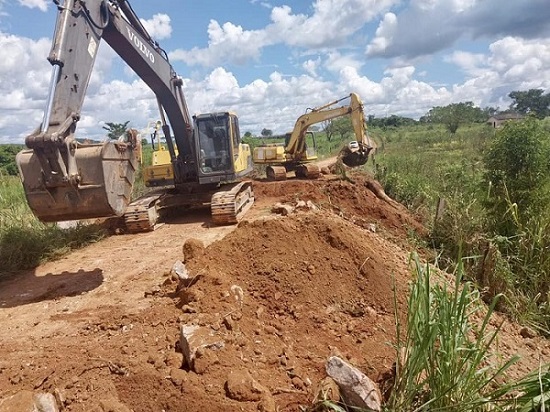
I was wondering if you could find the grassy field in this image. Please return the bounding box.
[0,174,107,275]
[370,119,550,334]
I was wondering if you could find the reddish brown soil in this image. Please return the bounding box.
[0,170,548,411]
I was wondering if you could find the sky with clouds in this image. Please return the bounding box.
[0,0,549,144]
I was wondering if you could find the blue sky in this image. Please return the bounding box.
[0,0,549,143]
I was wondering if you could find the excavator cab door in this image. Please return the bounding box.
[195,113,236,181]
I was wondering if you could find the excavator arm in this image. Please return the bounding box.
[17,0,196,222]
[285,93,370,161]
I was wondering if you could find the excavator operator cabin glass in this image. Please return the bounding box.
[196,115,232,174]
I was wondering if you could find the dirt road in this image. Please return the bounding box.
[0,173,548,411]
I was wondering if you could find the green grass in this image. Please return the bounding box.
[307,253,548,412]
[0,174,106,274]
[387,255,518,412]
[371,119,550,333]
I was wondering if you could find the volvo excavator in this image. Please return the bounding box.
[253,93,372,180]
[16,0,254,232]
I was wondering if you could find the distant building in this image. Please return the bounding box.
[487,113,524,128]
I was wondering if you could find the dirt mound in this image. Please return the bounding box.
[252,173,427,240]
[1,173,546,411]
[165,211,414,411]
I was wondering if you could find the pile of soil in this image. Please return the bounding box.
[0,172,547,411]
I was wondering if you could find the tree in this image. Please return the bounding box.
[508,89,550,119]
[326,117,352,140]
[322,120,334,141]
[243,131,252,138]
[103,121,130,139]
[425,102,484,134]
[483,117,550,235]
[260,128,273,137]
[0,144,23,176]
[482,106,499,119]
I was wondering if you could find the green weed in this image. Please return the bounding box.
[386,254,518,412]
[0,175,106,274]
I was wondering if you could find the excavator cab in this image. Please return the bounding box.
[194,112,253,184]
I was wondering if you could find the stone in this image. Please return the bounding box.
[306,200,319,211]
[225,370,267,402]
[0,391,59,412]
[231,285,244,306]
[180,324,225,371]
[271,203,294,216]
[182,238,205,263]
[257,392,277,412]
[313,376,340,402]
[295,200,307,209]
[193,346,220,374]
[520,326,537,339]
[171,260,199,287]
[326,356,382,412]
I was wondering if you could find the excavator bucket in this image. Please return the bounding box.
[340,144,372,168]
[16,141,138,222]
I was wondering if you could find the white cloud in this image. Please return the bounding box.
[277,0,397,48]
[17,0,48,12]
[303,58,321,77]
[169,20,268,67]
[0,33,51,106]
[140,14,172,41]
[171,0,398,67]
[488,37,550,90]
[324,51,364,74]
[2,26,550,144]
[445,51,487,76]
[366,13,397,56]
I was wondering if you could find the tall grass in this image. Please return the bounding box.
[307,254,548,412]
[0,175,106,274]
[387,255,519,411]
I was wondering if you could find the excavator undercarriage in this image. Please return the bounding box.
[122,180,254,232]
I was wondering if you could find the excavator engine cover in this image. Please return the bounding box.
[16,141,138,222]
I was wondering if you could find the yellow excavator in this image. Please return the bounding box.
[252,93,372,180]
[140,120,178,188]
[16,0,254,232]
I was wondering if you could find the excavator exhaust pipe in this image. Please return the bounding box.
[16,141,138,222]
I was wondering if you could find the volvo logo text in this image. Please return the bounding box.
[127,28,155,63]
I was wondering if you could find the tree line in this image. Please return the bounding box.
[0,88,547,175]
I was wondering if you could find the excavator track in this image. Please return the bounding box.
[211,181,254,225]
[295,163,320,179]
[266,165,287,181]
[123,191,164,233]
